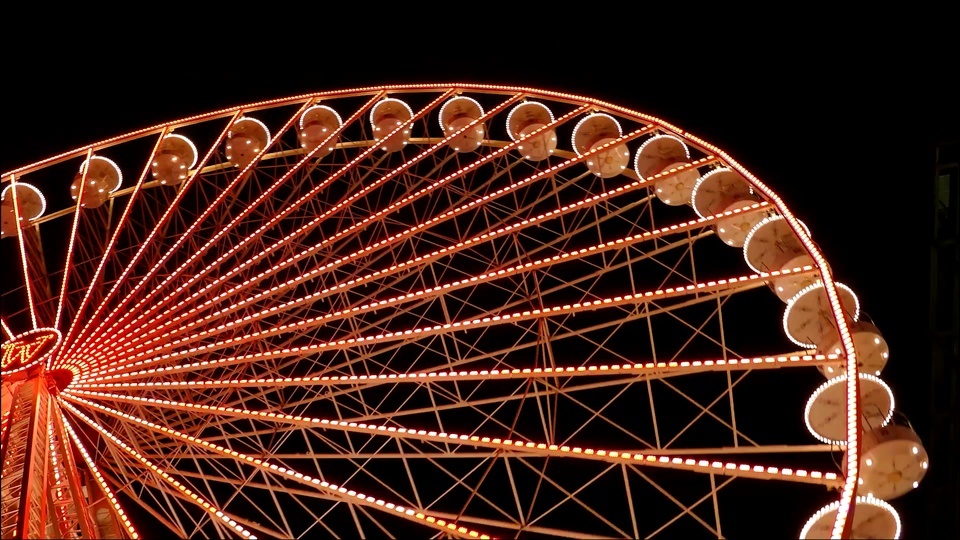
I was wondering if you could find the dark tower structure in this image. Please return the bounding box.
[928,139,959,538]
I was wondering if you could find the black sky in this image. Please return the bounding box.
[1,6,956,538]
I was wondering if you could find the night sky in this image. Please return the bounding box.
[2,8,956,539]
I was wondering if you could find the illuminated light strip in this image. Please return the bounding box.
[73,91,451,366]
[75,95,330,344]
[799,495,901,539]
[72,353,840,391]
[104,153,715,371]
[741,214,788,273]
[47,423,69,531]
[84,91,513,362]
[87,96,577,366]
[803,373,895,446]
[58,414,139,539]
[59,401,258,539]
[9,174,38,329]
[60,395,491,540]
[680,131,862,539]
[85,107,603,369]
[89,92,439,347]
[79,265,817,383]
[1,317,15,341]
[65,101,315,365]
[49,405,99,538]
[53,148,93,335]
[61,390,841,488]
[85,266,810,382]
[0,409,9,456]
[57,111,244,366]
[53,128,174,369]
[112,198,767,367]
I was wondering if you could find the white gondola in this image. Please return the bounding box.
[371,98,413,153]
[804,373,894,445]
[742,216,823,302]
[0,183,46,238]
[152,134,198,186]
[298,104,342,158]
[571,113,630,178]
[225,117,271,170]
[506,101,557,161]
[799,496,901,539]
[634,135,699,206]
[691,167,762,247]
[439,96,485,153]
[70,156,123,209]
[818,320,890,378]
[855,418,928,500]
[782,281,860,350]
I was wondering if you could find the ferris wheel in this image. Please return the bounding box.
[0,84,928,539]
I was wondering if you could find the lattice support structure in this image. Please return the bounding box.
[928,139,959,539]
[45,405,97,539]
[0,377,50,539]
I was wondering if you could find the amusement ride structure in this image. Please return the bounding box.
[1,84,928,539]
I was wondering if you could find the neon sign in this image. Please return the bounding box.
[1,328,61,375]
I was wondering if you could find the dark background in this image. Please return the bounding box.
[2,6,956,538]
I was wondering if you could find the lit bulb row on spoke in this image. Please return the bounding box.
[0,410,9,455]
[68,108,300,360]
[77,266,814,382]
[46,424,68,521]
[74,106,600,365]
[76,160,720,373]
[85,93,382,349]
[93,91,447,338]
[90,155,724,374]
[43,90,644,358]
[85,106,603,361]
[63,394,489,539]
[60,401,258,539]
[56,113,239,365]
[72,354,839,390]
[62,390,840,487]
[107,198,771,369]
[59,413,139,538]
[64,100,322,361]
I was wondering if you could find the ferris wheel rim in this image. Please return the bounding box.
[0,82,907,539]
